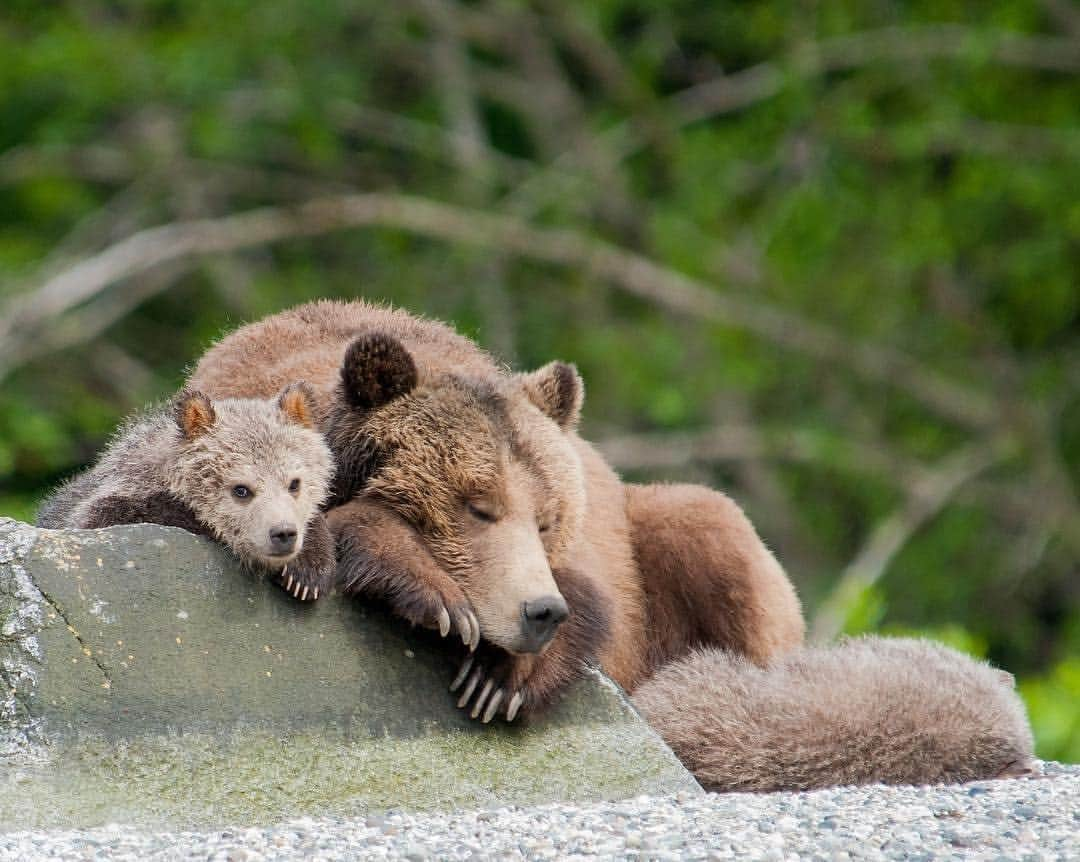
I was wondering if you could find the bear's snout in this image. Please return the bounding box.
[268,522,298,555]
[519,594,569,652]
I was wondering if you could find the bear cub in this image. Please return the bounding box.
[37,385,336,599]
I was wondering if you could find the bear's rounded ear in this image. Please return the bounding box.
[517,361,584,430]
[340,332,419,411]
[174,390,217,440]
[277,381,317,429]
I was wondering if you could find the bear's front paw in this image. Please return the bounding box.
[273,514,336,601]
[335,540,480,649]
[429,595,482,652]
[376,575,480,652]
[449,646,542,724]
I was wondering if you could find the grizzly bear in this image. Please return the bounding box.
[632,636,1036,790]
[37,385,336,600]
[188,300,805,722]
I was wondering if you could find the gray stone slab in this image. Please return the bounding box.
[0,518,699,829]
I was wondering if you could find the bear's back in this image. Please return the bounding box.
[189,300,499,419]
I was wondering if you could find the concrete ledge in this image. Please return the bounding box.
[0,518,699,829]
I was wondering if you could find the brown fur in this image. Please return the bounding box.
[37,388,336,599]
[188,300,804,719]
[632,636,1036,792]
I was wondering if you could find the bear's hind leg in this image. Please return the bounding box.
[625,483,804,676]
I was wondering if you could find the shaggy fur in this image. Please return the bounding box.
[632,636,1036,792]
[187,300,805,723]
[37,387,336,597]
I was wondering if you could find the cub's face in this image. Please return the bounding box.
[334,333,586,655]
[170,385,332,569]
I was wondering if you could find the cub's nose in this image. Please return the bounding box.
[268,522,298,555]
[520,594,569,652]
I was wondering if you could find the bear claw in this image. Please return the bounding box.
[452,645,537,723]
[276,565,323,602]
[451,607,479,651]
[451,653,525,722]
[450,655,474,692]
[457,666,483,708]
[506,691,523,722]
[482,688,505,723]
[470,679,495,719]
[437,607,451,638]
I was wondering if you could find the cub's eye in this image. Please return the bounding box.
[288,478,301,494]
[232,485,253,500]
[467,502,497,523]
[539,514,559,534]
[538,522,553,534]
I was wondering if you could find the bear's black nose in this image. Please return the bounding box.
[520,594,569,652]
[268,523,298,554]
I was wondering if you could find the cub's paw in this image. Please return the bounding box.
[449,645,541,724]
[273,514,336,601]
[274,560,327,601]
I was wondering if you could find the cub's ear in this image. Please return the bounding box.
[517,361,583,429]
[174,390,217,440]
[340,332,419,411]
[277,381,317,429]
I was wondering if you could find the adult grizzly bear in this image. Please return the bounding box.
[188,300,805,720]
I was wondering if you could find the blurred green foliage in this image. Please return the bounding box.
[0,1,1077,760]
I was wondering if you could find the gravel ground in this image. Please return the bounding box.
[2,761,1076,861]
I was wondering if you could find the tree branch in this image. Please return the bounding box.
[809,443,1005,642]
[597,425,934,492]
[0,193,998,430]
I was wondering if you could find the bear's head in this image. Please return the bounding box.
[329,333,587,655]
[169,384,333,570]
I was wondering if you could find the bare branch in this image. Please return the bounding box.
[1041,0,1080,40]
[597,425,934,492]
[0,193,998,429]
[3,260,195,374]
[414,0,517,361]
[0,143,133,186]
[810,24,1080,74]
[618,25,1080,166]
[414,0,491,178]
[809,443,1004,642]
[327,98,532,180]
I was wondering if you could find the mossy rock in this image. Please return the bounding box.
[0,518,699,828]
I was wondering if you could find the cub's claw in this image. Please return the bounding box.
[274,562,326,603]
[438,607,451,638]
